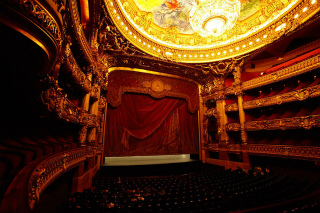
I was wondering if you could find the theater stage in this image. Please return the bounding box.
[103,154,197,166]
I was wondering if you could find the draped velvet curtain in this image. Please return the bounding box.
[105,93,199,156]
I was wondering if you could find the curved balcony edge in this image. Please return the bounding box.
[0,146,99,213]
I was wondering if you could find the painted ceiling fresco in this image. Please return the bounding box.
[133,0,261,34]
[107,0,320,62]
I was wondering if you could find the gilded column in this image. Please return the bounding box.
[78,125,87,147]
[81,72,92,111]
[198,92,207,163]
[233,65,251,169]
[78,72,92,146]
[214,77,230,161]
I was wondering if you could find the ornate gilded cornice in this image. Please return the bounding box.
[41,78,100,127]
[242,53,320,90]
[245,114,320,131]
[64,50,91,93]
[66,0,95,65]
[247,144,320,160]
[18,0,63,46]
[251,39,320,68]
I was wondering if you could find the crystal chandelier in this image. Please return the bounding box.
[190,0,241,37]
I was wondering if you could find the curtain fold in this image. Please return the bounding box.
[105,93,199,156]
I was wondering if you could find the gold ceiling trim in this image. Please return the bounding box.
[105,0,320,63]
[108,67,200,85]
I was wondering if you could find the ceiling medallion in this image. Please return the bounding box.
[190,0,241,37]
[107,0,320,63]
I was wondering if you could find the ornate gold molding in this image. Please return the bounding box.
[245,114,320,131]
[247,144,320,160]
[228,144,242,152]
[242,54,320,90]
[66,0,94,65]
[205,143,241,152]
[90,83,100,100]
[28,147,97,209]
[226,103,239,112]
[243,84,320,110]
[142,79,172,93]
[108,67,200,85]
[106,69,200,113]
[252,39,320,67]
[41,78,100,127]
[64,50,92,93]
[105,0,320,63]
[205,144,320,160]
[19,0,62,45]
[226,123,241,131]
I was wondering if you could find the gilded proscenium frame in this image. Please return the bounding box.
[106,67,204,158]
[105,0,320,63]
[107,67,200,113]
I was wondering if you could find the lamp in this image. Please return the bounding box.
[190,0,241,37]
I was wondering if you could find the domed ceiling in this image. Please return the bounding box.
[106,0,320,63]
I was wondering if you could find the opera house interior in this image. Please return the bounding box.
[2,0,320,212]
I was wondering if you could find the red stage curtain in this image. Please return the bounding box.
[105,93,199,156]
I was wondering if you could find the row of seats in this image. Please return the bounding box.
[243,97,320,122]
[242,72,320,102]
[57,168,319,212]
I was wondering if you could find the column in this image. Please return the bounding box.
[198,93,207,163]
[78,125,87,147]
[215,77,230,161]
[233,66,251,170]
[78,72,92,146]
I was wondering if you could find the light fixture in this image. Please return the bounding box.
[189,0,241,37]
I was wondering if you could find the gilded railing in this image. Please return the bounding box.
[28,147,95,209]
[205,143,320,160]
[226,84,320,112]
[222,51,320,98]
[244,114,320,131]
[0,147,98,213]
[206,143,242,152]
[242,54,320,90]
[225,103,239,112]
[247,144,320,160]
[243,84,320,110]
[226,123,241,131]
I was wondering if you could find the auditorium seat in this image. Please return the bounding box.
[56,168,319,213]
